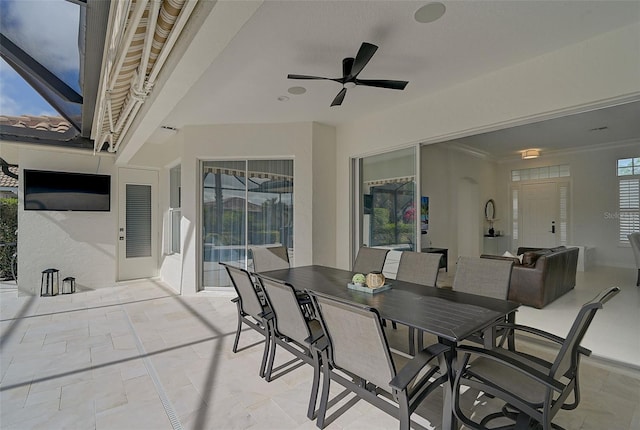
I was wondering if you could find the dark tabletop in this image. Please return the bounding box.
[260,265,519,343]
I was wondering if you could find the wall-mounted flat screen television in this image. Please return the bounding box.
[24,170,111,211]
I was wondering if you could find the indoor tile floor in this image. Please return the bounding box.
[1,266,638,430]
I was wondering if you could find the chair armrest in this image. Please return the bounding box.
[457,345,566,393]
[389,343,449,390]
[311,337,329,353]
[496,323,591,356]
[231,297,239,303]
[305,331,325,346]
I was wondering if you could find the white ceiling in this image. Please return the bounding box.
[147,0,640,156]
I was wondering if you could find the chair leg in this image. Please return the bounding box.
[259,322,271,378]
[307,349,322,420]
[398,392,411,430]
[408,327,415,356]
[265,325,278,382]
[316,350,331,429]
[232,305,243,353]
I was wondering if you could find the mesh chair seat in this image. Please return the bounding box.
[453,287,620,430]
[258,276,326,420]
[220,262,272,378]
[394,251,443,355]
[310,291,448,430]
[352,246,390,274]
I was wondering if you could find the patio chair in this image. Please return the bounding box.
[250,245,313,316]
[309,291,448,430]
[452,256,515,348]
[453,256,513,300]
[250,245,290,273]
[352,246,390,274]
[453,286,620,430]
[395,251,443,355]
[628,233,640,286]
[220,262,272,378]
[257,276,326,419]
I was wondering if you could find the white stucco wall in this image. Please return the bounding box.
[496,141,640,269]
[15,147,117,296]
[421,144,498,267]
[172,122,328,294]
[334,23,640,268]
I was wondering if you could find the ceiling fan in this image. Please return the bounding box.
[287,42,409,107]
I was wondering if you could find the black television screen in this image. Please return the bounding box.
[24,170,111,211]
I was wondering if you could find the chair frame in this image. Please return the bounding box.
[310,291,448,430]
[257,276,326,419]
[452,286,620,430]
[394,251,443,355]
[220,262,272,378]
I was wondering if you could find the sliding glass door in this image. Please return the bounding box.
[201,160,293,289]
[356,147,418,263]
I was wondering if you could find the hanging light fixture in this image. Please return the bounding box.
[522,149,540,159]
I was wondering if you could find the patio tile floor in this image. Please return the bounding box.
[1,275,638,429]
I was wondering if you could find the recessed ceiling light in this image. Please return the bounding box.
[288,86,306,95]
[277,96,290,102]
[414,2,446,24]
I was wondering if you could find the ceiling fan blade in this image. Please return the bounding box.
[287,74,331,80]
[355,79,408,90]
[342,58,354,78]
[350,42,378,78]
[331,88,347,107]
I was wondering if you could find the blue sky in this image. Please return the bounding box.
[0,0,80,117]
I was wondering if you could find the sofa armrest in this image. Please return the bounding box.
[480,254,520,264]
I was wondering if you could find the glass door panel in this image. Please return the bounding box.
[358,147,417,258]
[201,159,294,289]
[202,161,247,288]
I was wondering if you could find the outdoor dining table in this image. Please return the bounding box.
[260,264,520,430]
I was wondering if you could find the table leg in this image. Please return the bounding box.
[439,340,458,430]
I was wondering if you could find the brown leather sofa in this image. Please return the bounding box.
[481,246,579,308]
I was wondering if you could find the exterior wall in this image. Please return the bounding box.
[312,123,337,267]
[174,122,328,295]
[334,23,640,269]
[16,147,117,296]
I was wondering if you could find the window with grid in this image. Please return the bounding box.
[618,157,640,244]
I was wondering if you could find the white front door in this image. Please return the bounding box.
[118,168,159,281]
[520,182,558,248]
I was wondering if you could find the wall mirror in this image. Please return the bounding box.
[485,199,495,220]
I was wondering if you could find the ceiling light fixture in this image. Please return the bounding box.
[287,86,306,95]
[522,149,540,160]
[414,2,446,24]
[277,96,290,102]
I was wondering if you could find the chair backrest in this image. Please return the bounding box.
[396,251,442,286]
[628,233,640,267]
[551,287,620,379]
[259,276,310,346]
[311,291,396,391]
[221,263,264,319]
[353,246,390,274]
[251,246,290,273]
[453,256,513,300]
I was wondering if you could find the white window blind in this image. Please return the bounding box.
[619,178,639,243]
